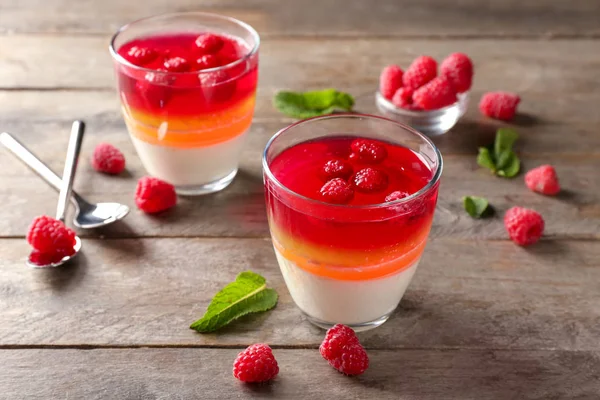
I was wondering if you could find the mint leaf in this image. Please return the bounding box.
[494,128,519,159]
[190,271,278,333]
[477,147,496,172]
[463,196,491,218]
[273,89,354,119]
[497,152,520,178]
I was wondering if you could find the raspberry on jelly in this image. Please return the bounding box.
[350,139,388,164]
[135,176,177,214]
[385,191,410,202]
[320,178,354,204]
[195,54,220,70]
[353,168,388,193]
[200,70,236,102]
[233,343,279,383]
[125,46,158,66]
[163,57,191,72]
[322,159,353,181]
[195,33,225,54]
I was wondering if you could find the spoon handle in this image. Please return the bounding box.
[0,132,88,206]
[56,121,85,222]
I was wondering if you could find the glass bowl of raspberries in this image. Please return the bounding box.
[375,53,473,137]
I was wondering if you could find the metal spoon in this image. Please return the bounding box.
[25,121,85,268]
[0,133,129,229]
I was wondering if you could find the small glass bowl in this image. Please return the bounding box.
[375,91,469,137]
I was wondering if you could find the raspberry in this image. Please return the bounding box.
[504,206,545,246]
[525,165,560,195]
[136,80,171,109]
[135,176,177,214]
[163,57,191,73]
[440,52,473,93]
[391,87,414,109]
[322,159,353,181]
[200,70,236,102]
[125,46,158,66]
[27,216,76,254]
[413,76,457,111]
[320,178,354,204]
[350,139,387,164]
[385,191,410,202]
[29,246,76,267]
[379,65,403,100]
[195,33,225,54]
[195,54,220,70]
[91,143,126,175]
[353,168,388,193]
[402,55,437,90]
[320,324,369,376]
[479,91,520,121]
[233,344,279,383]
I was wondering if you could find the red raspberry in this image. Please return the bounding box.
[124,46,158,66]
[440,52,473,93]
[525,165,560,195]
[163,57,191,73]
[195,33,225,54]
[391,87,414,109]
[91,143,126,175]
[200,70,236,102]
[322,159,353,181]
[135,176,177,214]
[136,80,171,109]
[320,178,354,204]
[320,324,369,376]
[479,91,520,121]
[385,191,410,202]
[233,344,279,383]
[402,55,437,90]
[504,206,545,246]
[353,168,388,193]
[27,216,76,254]
[379,65,403,100]
[350,139,387,164]
[413,76,457,111]
[29,246,76,267]
[195,54,220,70]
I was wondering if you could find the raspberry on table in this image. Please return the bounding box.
[322,159,353,181]
[135,176,177,214]
[353,167,389,193]
[320,324,369,376]
[504,206,545,246]
[125,46,158,66]
[402,55,438,90]
[92,143,126,175]
[195,54,220,70]
[412,76,458,111]
[440,52,473,93]
[350,139,388,164]
[479,91,520,121]
[233,343,279,383]
[525,165,561,196]
[163,57,191,72]
[320,178,354,204]
[27,215,76,254]
[391,87,414,109]
[379,65,404,100]
[195,33,225,54]
[385,191,410,202]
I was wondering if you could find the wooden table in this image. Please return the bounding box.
[1,1,599,398]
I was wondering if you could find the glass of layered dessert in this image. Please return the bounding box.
[110,12,259,195]
[263,114,442,331]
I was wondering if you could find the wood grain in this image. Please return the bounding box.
[1,348,598,399]
[0,0,598,37]
[1,238,599,349]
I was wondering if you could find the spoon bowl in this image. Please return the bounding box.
[73,198,130,229]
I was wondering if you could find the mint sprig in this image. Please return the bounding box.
[190,271,278,333]
[463,196,492,218]
[273,89,354,119]
[477,128,520,178]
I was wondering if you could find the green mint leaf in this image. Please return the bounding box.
[273,89,354,119]
[463,196,491,218]
[494,128,519,160]
[190,271,278,333]
[477,147,496,172]
[495,149,514,170]
[497,152,521,178]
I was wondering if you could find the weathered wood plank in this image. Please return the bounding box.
[1,0,599,37]
[1,348,598,399]
[1,119,598,239]
[1,238,599,349]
